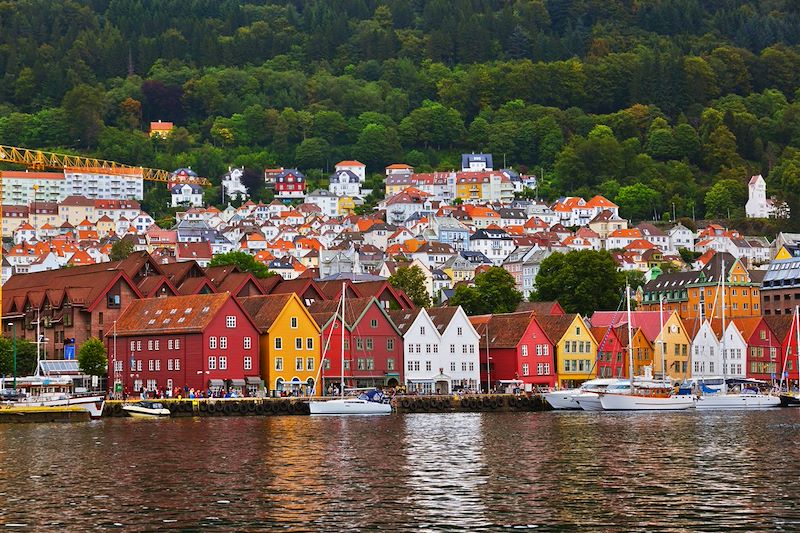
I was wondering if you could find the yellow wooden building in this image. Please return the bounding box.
[238,292,321,396]
[539,314,598,388]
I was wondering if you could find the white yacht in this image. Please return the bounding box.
[543,378,619,410]
[122,401,171,418]
[2,375,105,419]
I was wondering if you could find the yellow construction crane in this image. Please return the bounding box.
[0,144,211,187]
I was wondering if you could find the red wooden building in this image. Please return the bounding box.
[309,296,403,392]
[591,326,627,379]
[765,315,800,387]
[732,317,781,382]
[470,312,557,391]
[107,293,261,396]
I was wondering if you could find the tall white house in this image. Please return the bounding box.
[0,171,63,205]
[746,174,789,219]
[334,160,366,183]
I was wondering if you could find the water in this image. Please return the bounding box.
[1,410,800,531]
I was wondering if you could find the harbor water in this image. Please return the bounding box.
[1,410,799,531]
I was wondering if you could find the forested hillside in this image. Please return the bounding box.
[2,0,800,227]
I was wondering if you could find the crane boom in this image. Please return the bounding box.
[0,144,211,187]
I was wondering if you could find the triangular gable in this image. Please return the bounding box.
[87,271,144,312]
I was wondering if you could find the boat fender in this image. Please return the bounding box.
[400,398,411,409]
[199,401,208,412]
[207,402,217,414]
[270,401,280,414]
[183,402,194,413]
[221,402,231,414]
[287,402,298,414]
[482,397,492,409]
[246,401,257,413]
[255,403,266,415]
[278,401,290,412]
[230,402,241,413]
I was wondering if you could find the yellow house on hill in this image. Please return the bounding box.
[238,292,321,396]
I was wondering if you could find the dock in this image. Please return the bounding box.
[0,406,91,423]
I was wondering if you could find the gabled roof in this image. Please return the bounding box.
[515,301,565,316]
[387,308,424,335]
[536,314,581,345]
[113,293,232,336]
[469,311,535,348]
[238,293,298,333]
[591,310,674,343]
[308,296,397,333]
[425,306,460,334]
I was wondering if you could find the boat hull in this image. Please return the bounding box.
[695,394,781,410]
[8,395,105,419]
[309,399,392,415]
[542,391,580,410]
[780,394,800,407]
[600,394,695,411]
[574,393,603,412]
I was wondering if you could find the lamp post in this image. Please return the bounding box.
[8,323,16,389]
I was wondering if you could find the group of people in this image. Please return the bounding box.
[114,386,249,401]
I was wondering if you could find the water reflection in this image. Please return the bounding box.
[0,410,799,530]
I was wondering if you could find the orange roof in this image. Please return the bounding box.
[336,160,365,167]
[585,195,618,209]
[150,121,174,131]
[386,163,413,169]
[404,239,426,253]
[0,170,64,180]
[625,239,655,250]
[609,228,642,238]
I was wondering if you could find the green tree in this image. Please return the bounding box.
[77,337,108,378]
[533,251,624,315]
[615,183,661,223]
[354,123,402,170]
[0,337,38,377]
[450,267,522,315]
[62,84,105,148]
[388,266,431,308]
[295,137,331,169]
[110,239,135,261]
[704,179,747,218]
[208,251,275,278]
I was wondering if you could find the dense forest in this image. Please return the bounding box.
[1,0,800,228]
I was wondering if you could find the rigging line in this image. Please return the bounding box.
[310,293,344,396]
[588,289,626,378]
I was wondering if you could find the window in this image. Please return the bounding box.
[226,316,237,328]
[307,338,313,350]
[323,360,331,370]
[543,363,550,374]
[387,338,394,351]
[469,362,474,372]
[522,363,529,376]
[450,344,455,354]
[244,337,252,350]
[209,336,217,349]
[462,345,468,354]
[387,358,395,371]
[219,356,227,370]
[148,340,154,351]
[130,340,135,352]
[168,339,174,350]
[155,360,161,371]
[208,356,217,370]
[367,358,375,370]
[420,326,426,335]
[275,357,283,371]
[564,360,570,371]
[371,319,378,328]
[366,338,374,350]
[408,360,414,371]
[357,358,366,370]
[451,362,456,372]
[296,357,303,371]
[575,327,581,335]
[307,357,315,370]
[275,337,283,350]
[426,344,431,354]
[413,361,420,371]
[154,340,160,351]
[521,345,528,357]
[462,362,467,372]
[220,337,228,349]
[175,359,180,370]
[290,317,298,329]
[426,361,432,371]
[168,359,174,371]
[148,360,154,371]
[175,339,181,350]
[295,337,303,350]
[356,338,364,350]
[244,357,252,370]
[457,327,463,336]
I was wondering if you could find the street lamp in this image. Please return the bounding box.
[7,323,16,389]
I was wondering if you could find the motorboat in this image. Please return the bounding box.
[600,392,695,411]
[543,378,619,410]
[780,393,800,407]
[695,392,780,410]
[309,389,391,415]
[122,401,171,418]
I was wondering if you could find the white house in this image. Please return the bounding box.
[221,167,250,201]
[746,175,775,218]
[427,306,481,392]
[469,227,515,265]
[305,189,339,217]
[690,320,746,380]
[328,170,362,197]
[668,223,695,253]
[171,183,204,208]
[334,160,366,183]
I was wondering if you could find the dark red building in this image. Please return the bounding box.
[470,312,557,391]
[274,169,306,199]
[732,317,781,382]
[765,315,800,388]
[107,293,261,396]
[591,326,627,379]
[309,297,402,392]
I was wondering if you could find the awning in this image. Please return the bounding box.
[245,376,262,385]
[432,373,451,381]
[209,379,225,387]
[499,379,524,384]
[407,378,434,383]
[230,379,246,387]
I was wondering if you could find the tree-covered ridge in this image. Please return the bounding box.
[2,0,800,227]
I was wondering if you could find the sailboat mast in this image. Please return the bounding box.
[34,308,41,377]
[721,258,726,382]
[796,305,800,391]
[627,283,634,388]
[659,296,665,383]
[340,282,346,398]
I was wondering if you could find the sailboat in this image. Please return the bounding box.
[308,283,392,416]
[695,259,780,410]
[779,305,800,407]
[599,283,694,411]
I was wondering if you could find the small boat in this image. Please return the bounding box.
[696,392,780,410]
[1,375,105,419]
[780,393,800,407]
[122,401,171,418]
[309,391,392,416]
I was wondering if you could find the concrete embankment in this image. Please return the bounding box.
[0,407,91,423]
[103,394,550,417]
